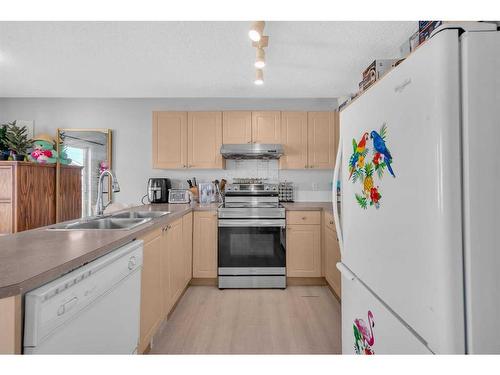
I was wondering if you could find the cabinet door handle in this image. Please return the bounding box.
[330,221,334,225]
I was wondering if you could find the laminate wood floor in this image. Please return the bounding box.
[150,286,341,354]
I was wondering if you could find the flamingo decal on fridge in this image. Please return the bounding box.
[353,310,375,354]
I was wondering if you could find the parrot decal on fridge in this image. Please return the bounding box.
[348,123,395,210]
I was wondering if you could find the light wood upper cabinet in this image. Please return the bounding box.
[307,112,336,169]
[193,211,218,278]
[251,111,281,144]
[222,111,252,144]
[182,212,193,288]
[138,228,163,353]
[153,111,188,169]
[280,112,308,169]
[187,112,223,169]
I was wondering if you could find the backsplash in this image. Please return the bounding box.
[154,159,333,202]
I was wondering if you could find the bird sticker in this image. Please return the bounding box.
[348,123,395,209]
[353,310,375,355]
[348,132,369,179]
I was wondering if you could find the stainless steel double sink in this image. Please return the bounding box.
[48,211,171,230]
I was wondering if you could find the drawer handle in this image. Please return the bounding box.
[302,217,307,220]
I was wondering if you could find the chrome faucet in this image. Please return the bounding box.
[95,170,120,216]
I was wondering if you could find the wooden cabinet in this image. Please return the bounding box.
[251,111,281,143]
[152,110,338,170]
[0,162,81,235]
[222,111,252,144]
[138,212,194,353]
[280,111,339,170]
[153,111,223,169]
[0,295,22,354]
[286,211,321,277]
[183,212,193,287]
[152,111,188,169]
[166,218,185,312]
[324,212,341,298]
[187,112,223,169]
[138,228,163,353]
[307,112,337,169]
[286,211,321,225]
[193,211,218,278]
[280,112,308,169]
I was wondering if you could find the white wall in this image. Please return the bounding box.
[0,98,337,204]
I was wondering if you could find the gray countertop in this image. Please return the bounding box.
[0,202,218,298]
[0,201,333,299]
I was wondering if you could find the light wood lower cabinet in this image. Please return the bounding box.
[193,211,218,278]
[286,215,321,277]
[0,295,22,354]
[139,213,194,353]
[183,212,193,287]
[138,228,163,354]
[324,212,341,298]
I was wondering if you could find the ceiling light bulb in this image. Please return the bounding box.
[254,69,264,85]
[249,21,265,42]
[254,48,266,69]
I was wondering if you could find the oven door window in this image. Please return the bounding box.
[218,226,285,268]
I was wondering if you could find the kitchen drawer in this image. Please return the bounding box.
[324,212,336,232]
[286,211,321,225]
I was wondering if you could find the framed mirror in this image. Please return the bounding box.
[56,129,113,221]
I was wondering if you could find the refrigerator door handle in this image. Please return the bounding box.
[336,262,356,281]
[332,133,344,255]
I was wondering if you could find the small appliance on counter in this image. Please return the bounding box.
[147,178,171,203]
[168,189,190,204]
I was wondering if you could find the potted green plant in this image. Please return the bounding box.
[0,124,9,160]
[5,121,33,161]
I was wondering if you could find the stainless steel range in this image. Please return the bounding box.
[218,178,286,289]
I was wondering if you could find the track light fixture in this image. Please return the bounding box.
[249,21,265,42]
[255,48,266,69]
[254,69,264,85]
[249,21,268,86]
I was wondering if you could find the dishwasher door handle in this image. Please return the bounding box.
[57,297,79,316]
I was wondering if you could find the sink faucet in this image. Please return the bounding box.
[95,170,121,216]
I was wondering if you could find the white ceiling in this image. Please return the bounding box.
[0,21,416,98]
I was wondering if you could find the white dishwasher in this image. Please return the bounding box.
[24,240,143,354]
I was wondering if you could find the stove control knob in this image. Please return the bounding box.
[265,186,270,190]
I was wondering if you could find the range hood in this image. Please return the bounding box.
[220,144,284,159]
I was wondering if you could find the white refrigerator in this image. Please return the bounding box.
[334,24,500,354]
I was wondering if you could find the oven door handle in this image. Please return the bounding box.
[218,219,286,228]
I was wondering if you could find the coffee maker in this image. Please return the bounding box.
[147,178,171,203]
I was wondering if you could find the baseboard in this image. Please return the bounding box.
[286,277,327,286]
[326,283,342,303]
[190,278,218,286]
